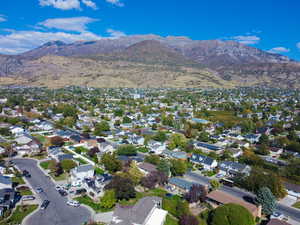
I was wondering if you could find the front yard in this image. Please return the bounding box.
[0,205,38,225]
[292,201,300,209]
[74,195,111,213]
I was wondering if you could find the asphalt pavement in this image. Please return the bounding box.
[185,171,300,222]
[13,158,91,225]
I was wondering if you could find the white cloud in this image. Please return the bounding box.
[0,15,6,22]
[39,0,97,10]
[297,42,300,50]
[0,30,102,54]
[38,17,98,32]
[268,47,290,54]
[106,28,126,38]
[106,0,124,7]
[230,35,260,45]
[82,0,97,9]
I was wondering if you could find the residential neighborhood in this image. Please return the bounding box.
[0,87,299,225]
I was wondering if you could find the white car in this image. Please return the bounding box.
[55,186,62,191]
[67,200,80,207]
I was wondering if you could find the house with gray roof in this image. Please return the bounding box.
[218,161,251,176]
[168,177,200,194]
[110,196,167,225]
[190,153,218,171]
[70,164,94,186]
[0,176,12,189]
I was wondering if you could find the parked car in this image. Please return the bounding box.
[58,189,68,196]
[67,200,80,207]
[55,186,62,191]
[41,200,50,210]
[22,195,35,201]
[36,187,43,193]
[22,170,31,178]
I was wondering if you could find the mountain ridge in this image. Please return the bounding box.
[0,34,299,88]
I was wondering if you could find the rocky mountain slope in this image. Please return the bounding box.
[0,35,299,88]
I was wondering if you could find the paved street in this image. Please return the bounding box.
[185,172,300,222]
[13,158,91,225]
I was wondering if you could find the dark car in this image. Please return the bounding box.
[41,200,50,210]
[58,189,68,196]
[22,170,31,178]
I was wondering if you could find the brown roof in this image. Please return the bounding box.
[267,219,291,225]
[206,190,260,217]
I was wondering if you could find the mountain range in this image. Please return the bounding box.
[0,34,300,88]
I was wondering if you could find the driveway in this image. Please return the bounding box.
[13,158,91,225]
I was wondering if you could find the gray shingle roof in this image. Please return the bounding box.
[110,196,162,225]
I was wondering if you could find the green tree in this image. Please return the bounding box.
[170,159,187,176]
[101,153,122,173]
[153,131,167,142]
[127,161,144,185]
[122,116,132,124]
[145,155,161,165]
[258,134,269,145]
[168,133,187,150]
[94,121,110,136]
[211,203,255,225]
[198,131,210,142]
[117,144,137,156]
[100,190,116,209]
[157,160,170,176]
[210,179,222,190]
[256,187,276,215]
[105,176,136,200]
[60,159,77,172]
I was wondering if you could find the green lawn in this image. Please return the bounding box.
[74,157,89,165]
[164,215,178,225]
[74,195,112,213]
[50,172,68,181]
[19,189,33,196]
[0,205,38,225]
[39,160,52,170]
[292,201,300,209]
[32,134,46,144]
[94,167,104,175]
[119,188,168,206]
[12,176,25,185]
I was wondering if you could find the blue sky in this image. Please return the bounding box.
[0,0,299,59]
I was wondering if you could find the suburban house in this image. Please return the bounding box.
[269,147,283,158]
[206,190,261,218]
[0,188,16,211]
[148,141,166,154]
[70,164,94,186]
[244,134,261,143]
[138,162,157,175]
[218,161,251,176]
[110,196,167,225]
[284,182,300,198]
[82,174,112,200]
[10,126,25,136]
[0,176,12,189]
[168,177,201,194]
[190,153,218,171]
[99,142,115,153]
[193,141,223,154]
[162,150,188,160]
[267,219,291,225]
